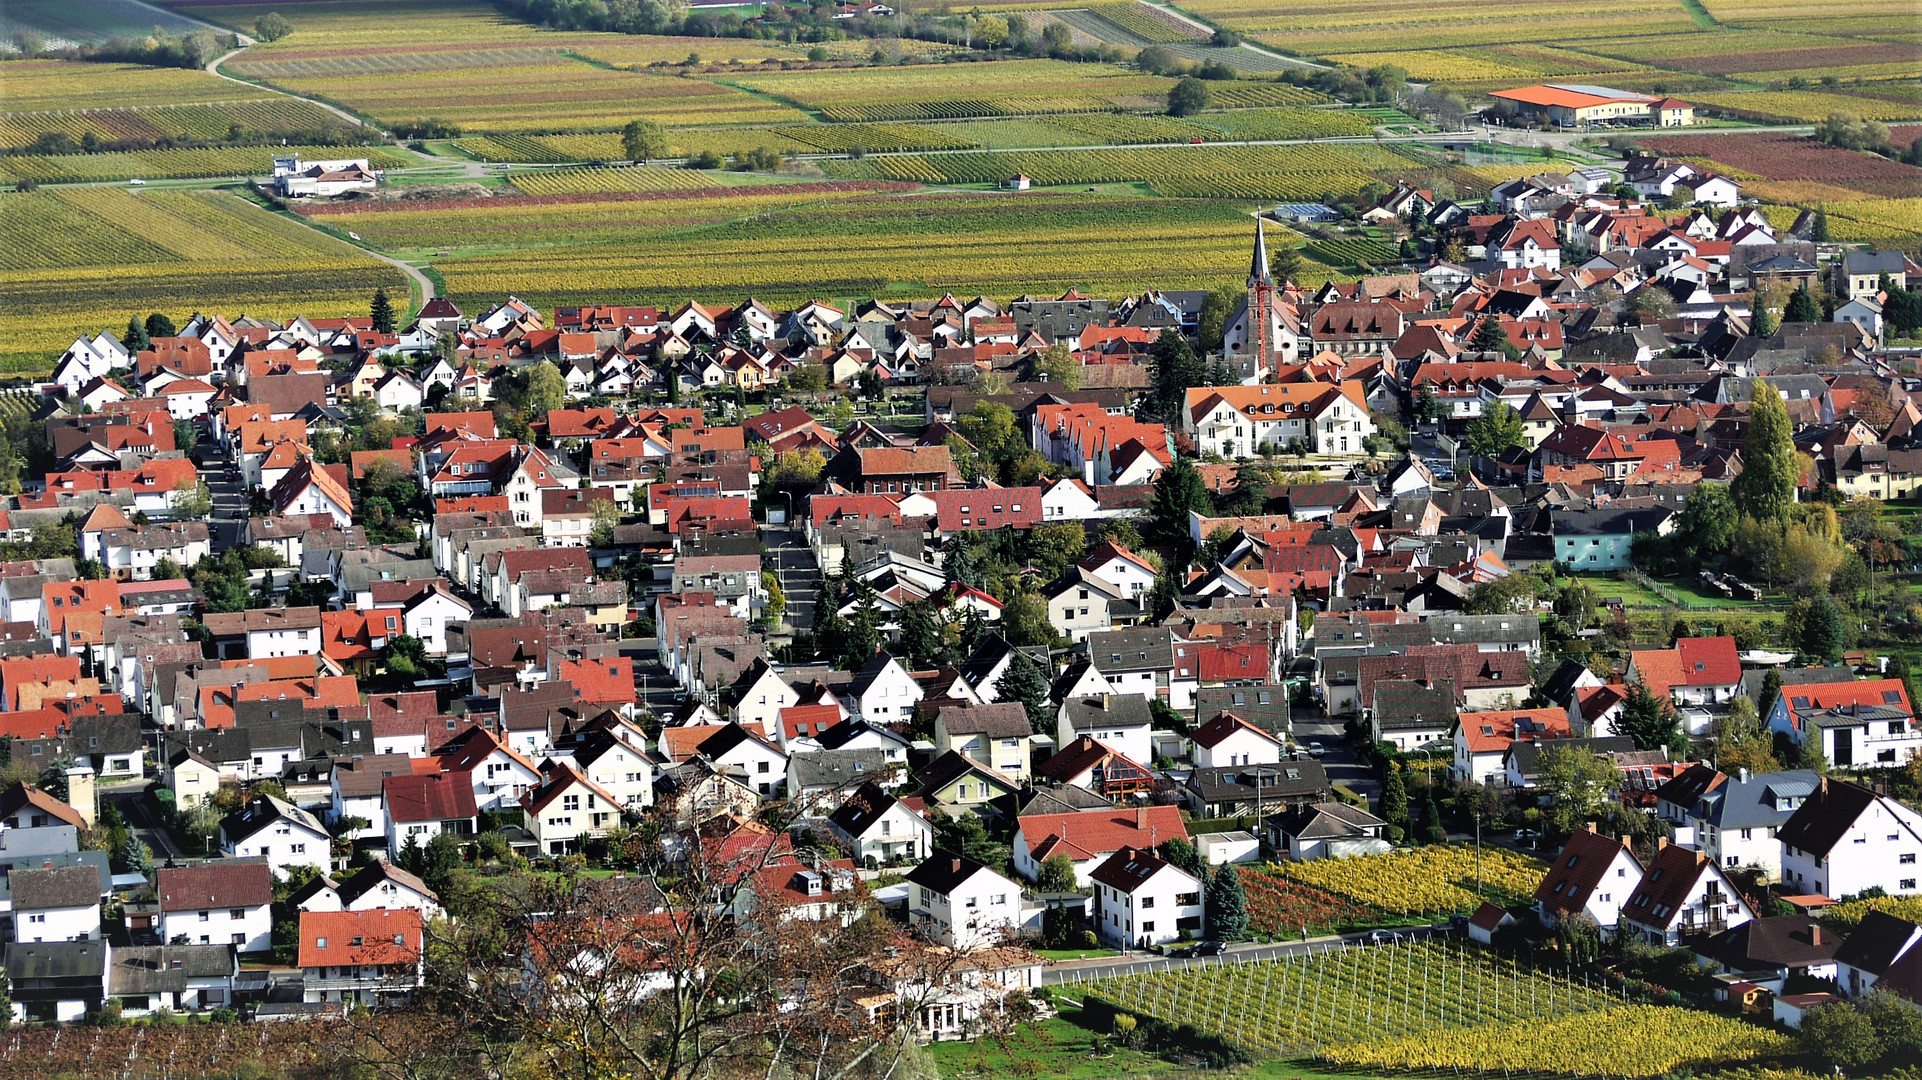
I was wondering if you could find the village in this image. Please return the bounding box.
[0,156,1918,1077]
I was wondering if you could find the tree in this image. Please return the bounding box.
[1554,578,1599,632]
[1463,401,1524,458]
[1732,379,1798,523]
[1196,287,1239,352]
[1158,838,1203,878]
[1470,316,1510,353]
[1798,999,1885,1071]
[1001,589,1054,649]
[1800,591,1845,663]
[994,649,1052,735]
[1379,761,1408,833]
[123,315,150,351]
[370,286,396,334]
[1145,329,1204,424]
[1676,483,1739,558]
[897,599,941,666]
[173,479,213,519]
[144,313,176,339]
[1206,864,1248,940]
[1758,668,1785,718]
[1411,384,1445,424]
[254,12,293,40]
[1035,852,1078,893]
[1626,285,1677,323]
[384,633,432,680]
[1166,77,1211,117]
[943,538,979,590]
[589,497,621,548]
[420,830,463,895]
[1148,456,1210,552]
[622,118,669,162]
[1711,696,1779,774]
[1270,238,1304,286]
[1041,20,1073,54]
[116,832,153,878]
[1032,342,1081,390]
[956,401,1016,459]
[760,572,784,626]
[1536,744,1618,837]
[1620,681,1682,754]
[1811,205,1832,243]
[1784,283,1821,323]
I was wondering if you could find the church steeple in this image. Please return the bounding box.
[1249,217,1274,288]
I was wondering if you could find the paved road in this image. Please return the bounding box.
[102,780,186,862]
[1291,705,1381,805]
[1042,925,1446,984]
[618,639,689,717]
[762,526,822,635]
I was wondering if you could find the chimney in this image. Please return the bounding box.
[1810,925,1822,945]
[1137,807,1146,829]
[1656,836,1668,851]
[1586,822,1597,833]
[1738,767,1749,784]
[951,858,962,874]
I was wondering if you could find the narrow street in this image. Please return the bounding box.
[762,526,822,635]
[101,780,190,864]
[617,639,689,717]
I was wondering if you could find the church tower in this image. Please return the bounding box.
[1221,218,1297,381]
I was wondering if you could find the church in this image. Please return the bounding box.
[1219,219,1303,383]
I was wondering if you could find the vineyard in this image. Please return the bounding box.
[1241,872,1375,935]
[1277,845,1547,915]
[727,59,1176,122]
[0,188,406,372]
[1640,131,1922,198]
[0,145,406,183]
[1323,1004,1792,1076]
[1079,939,1618,1057]
[1305,235,1401,269]
[506,167,793,196]
[822,142,1425,200]
[1821,892,1922,929]
[2,60,268,112]
[1686,89,1922,123]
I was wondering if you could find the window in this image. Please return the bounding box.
[564,795,580,811]
[199,911,210,922]
[1905,879,1919,890]
[1904,854,1917,865]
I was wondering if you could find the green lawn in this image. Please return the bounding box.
[1035,947,1121,961]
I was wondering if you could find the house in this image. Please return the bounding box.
[1190,712,1285,769]
[524,766,624,856]
[1551,507,1674,570]
[847,651,924,724]
[1835,250,1907,301]
[1090,846,1204,949]
[1012,805,1187,886]
[4,940,107,1022]
[694,723,789,797]
[383,772,479,855]
[8,865,102,943]
[296,861,444,920]
[1534,825,1644,933]
[828,782,932,868]
[1183,758,1326,817]
[930,702,1033,782]
[1627,636,1742,712]
[296,908,425,1007]
[218,796,330,877]
[1660,766,1820,882]
[156,860,272,953]
[910,751,1019,810]
[1452,708,1573,785]
[1034,734,1155,799]
[1183,383,1376,459]
[1619,840,1755,947]
[905,851,1027,949]
[1766,678,1920,770]
[1263,802,1389,861]
[108,944,238,1016]
[1056,693,1155,767]
[732,858,866,927]
[1834,911,1922,999]
[568,728,655,810]
[1778,779,1922,900]
[1694,915,1840,992]
[165,747,222,809]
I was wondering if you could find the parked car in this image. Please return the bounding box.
[1192,940,1227,957]
[1306,741,1326,758]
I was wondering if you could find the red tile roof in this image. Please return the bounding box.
[383,772,478,824]
[1458,708,1573,754]
[1017,805,1187,861]
[298,908,423,969]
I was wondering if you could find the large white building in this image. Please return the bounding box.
[1090,846,1204,948]
[905,851,1027,949]
[1779,779,1922,900]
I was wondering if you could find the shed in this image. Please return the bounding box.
[1195,830,1260,866]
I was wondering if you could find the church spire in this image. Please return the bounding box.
[1249,217,1274,288]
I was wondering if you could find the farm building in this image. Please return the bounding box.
[1489,85,1694,128]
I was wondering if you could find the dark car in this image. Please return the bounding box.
[1192,941,1227,957]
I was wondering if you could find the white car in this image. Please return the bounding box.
[128,179,146,186]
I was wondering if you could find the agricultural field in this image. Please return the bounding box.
[505,166,751,196]
[1684,89,1922,123]
[725,59,1177,122]
[1823,893,1922,929]
[1324,1005,1792,1076]
[0,60,357,150]
[0,144,408,183]
[1637,130,1922,199]
[1277,844,1547,915]
[300,185,1280,313]
[1082,940,1617,1056]
[820,142,1425,200]
[0,0,215,50]
[0,187,406,372]
[1241,872,1375,935]
[1183,0,1699,54]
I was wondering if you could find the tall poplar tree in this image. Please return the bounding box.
[1731,379,1799,523]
